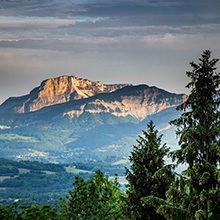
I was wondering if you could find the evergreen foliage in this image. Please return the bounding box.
[171,50,219,168]
[125,120,174,219]
[170,50,220,219]
[150,50,220,220]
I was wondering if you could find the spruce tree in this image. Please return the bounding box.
[170,50,220,219]
[125,120,174,220]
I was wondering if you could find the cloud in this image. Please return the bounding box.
[1,0,220,43]
[1,0,220,26]
[0,0,220,105]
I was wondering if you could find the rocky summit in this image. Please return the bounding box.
[0,75,130,113]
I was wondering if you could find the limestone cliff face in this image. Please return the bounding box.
[63,85,187,120]
[1,75,130,113]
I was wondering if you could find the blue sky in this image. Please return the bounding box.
[0,0,220,104]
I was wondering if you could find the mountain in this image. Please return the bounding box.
[0,75,186,120]
[0,75,130,113]
[0,75,185,170]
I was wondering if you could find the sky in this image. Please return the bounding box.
[0,0,220,104]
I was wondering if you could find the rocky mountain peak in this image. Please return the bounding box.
[0,75,131,113]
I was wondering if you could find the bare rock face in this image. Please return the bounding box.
[1,75,130,113]
[63,85,187,120]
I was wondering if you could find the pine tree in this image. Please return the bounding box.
[125,120,174,220]
[169,50,220,219]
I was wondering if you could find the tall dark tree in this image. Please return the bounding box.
[169,50,220,219]
[125,120,174,220]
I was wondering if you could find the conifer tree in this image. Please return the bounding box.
[169,50,220,219]
[125,120,174,220]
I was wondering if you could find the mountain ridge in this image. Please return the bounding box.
[0,75,131,114]
[0,75,186,121]
[1,84,185,123]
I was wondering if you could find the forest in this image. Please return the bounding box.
[0,51,219,219]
